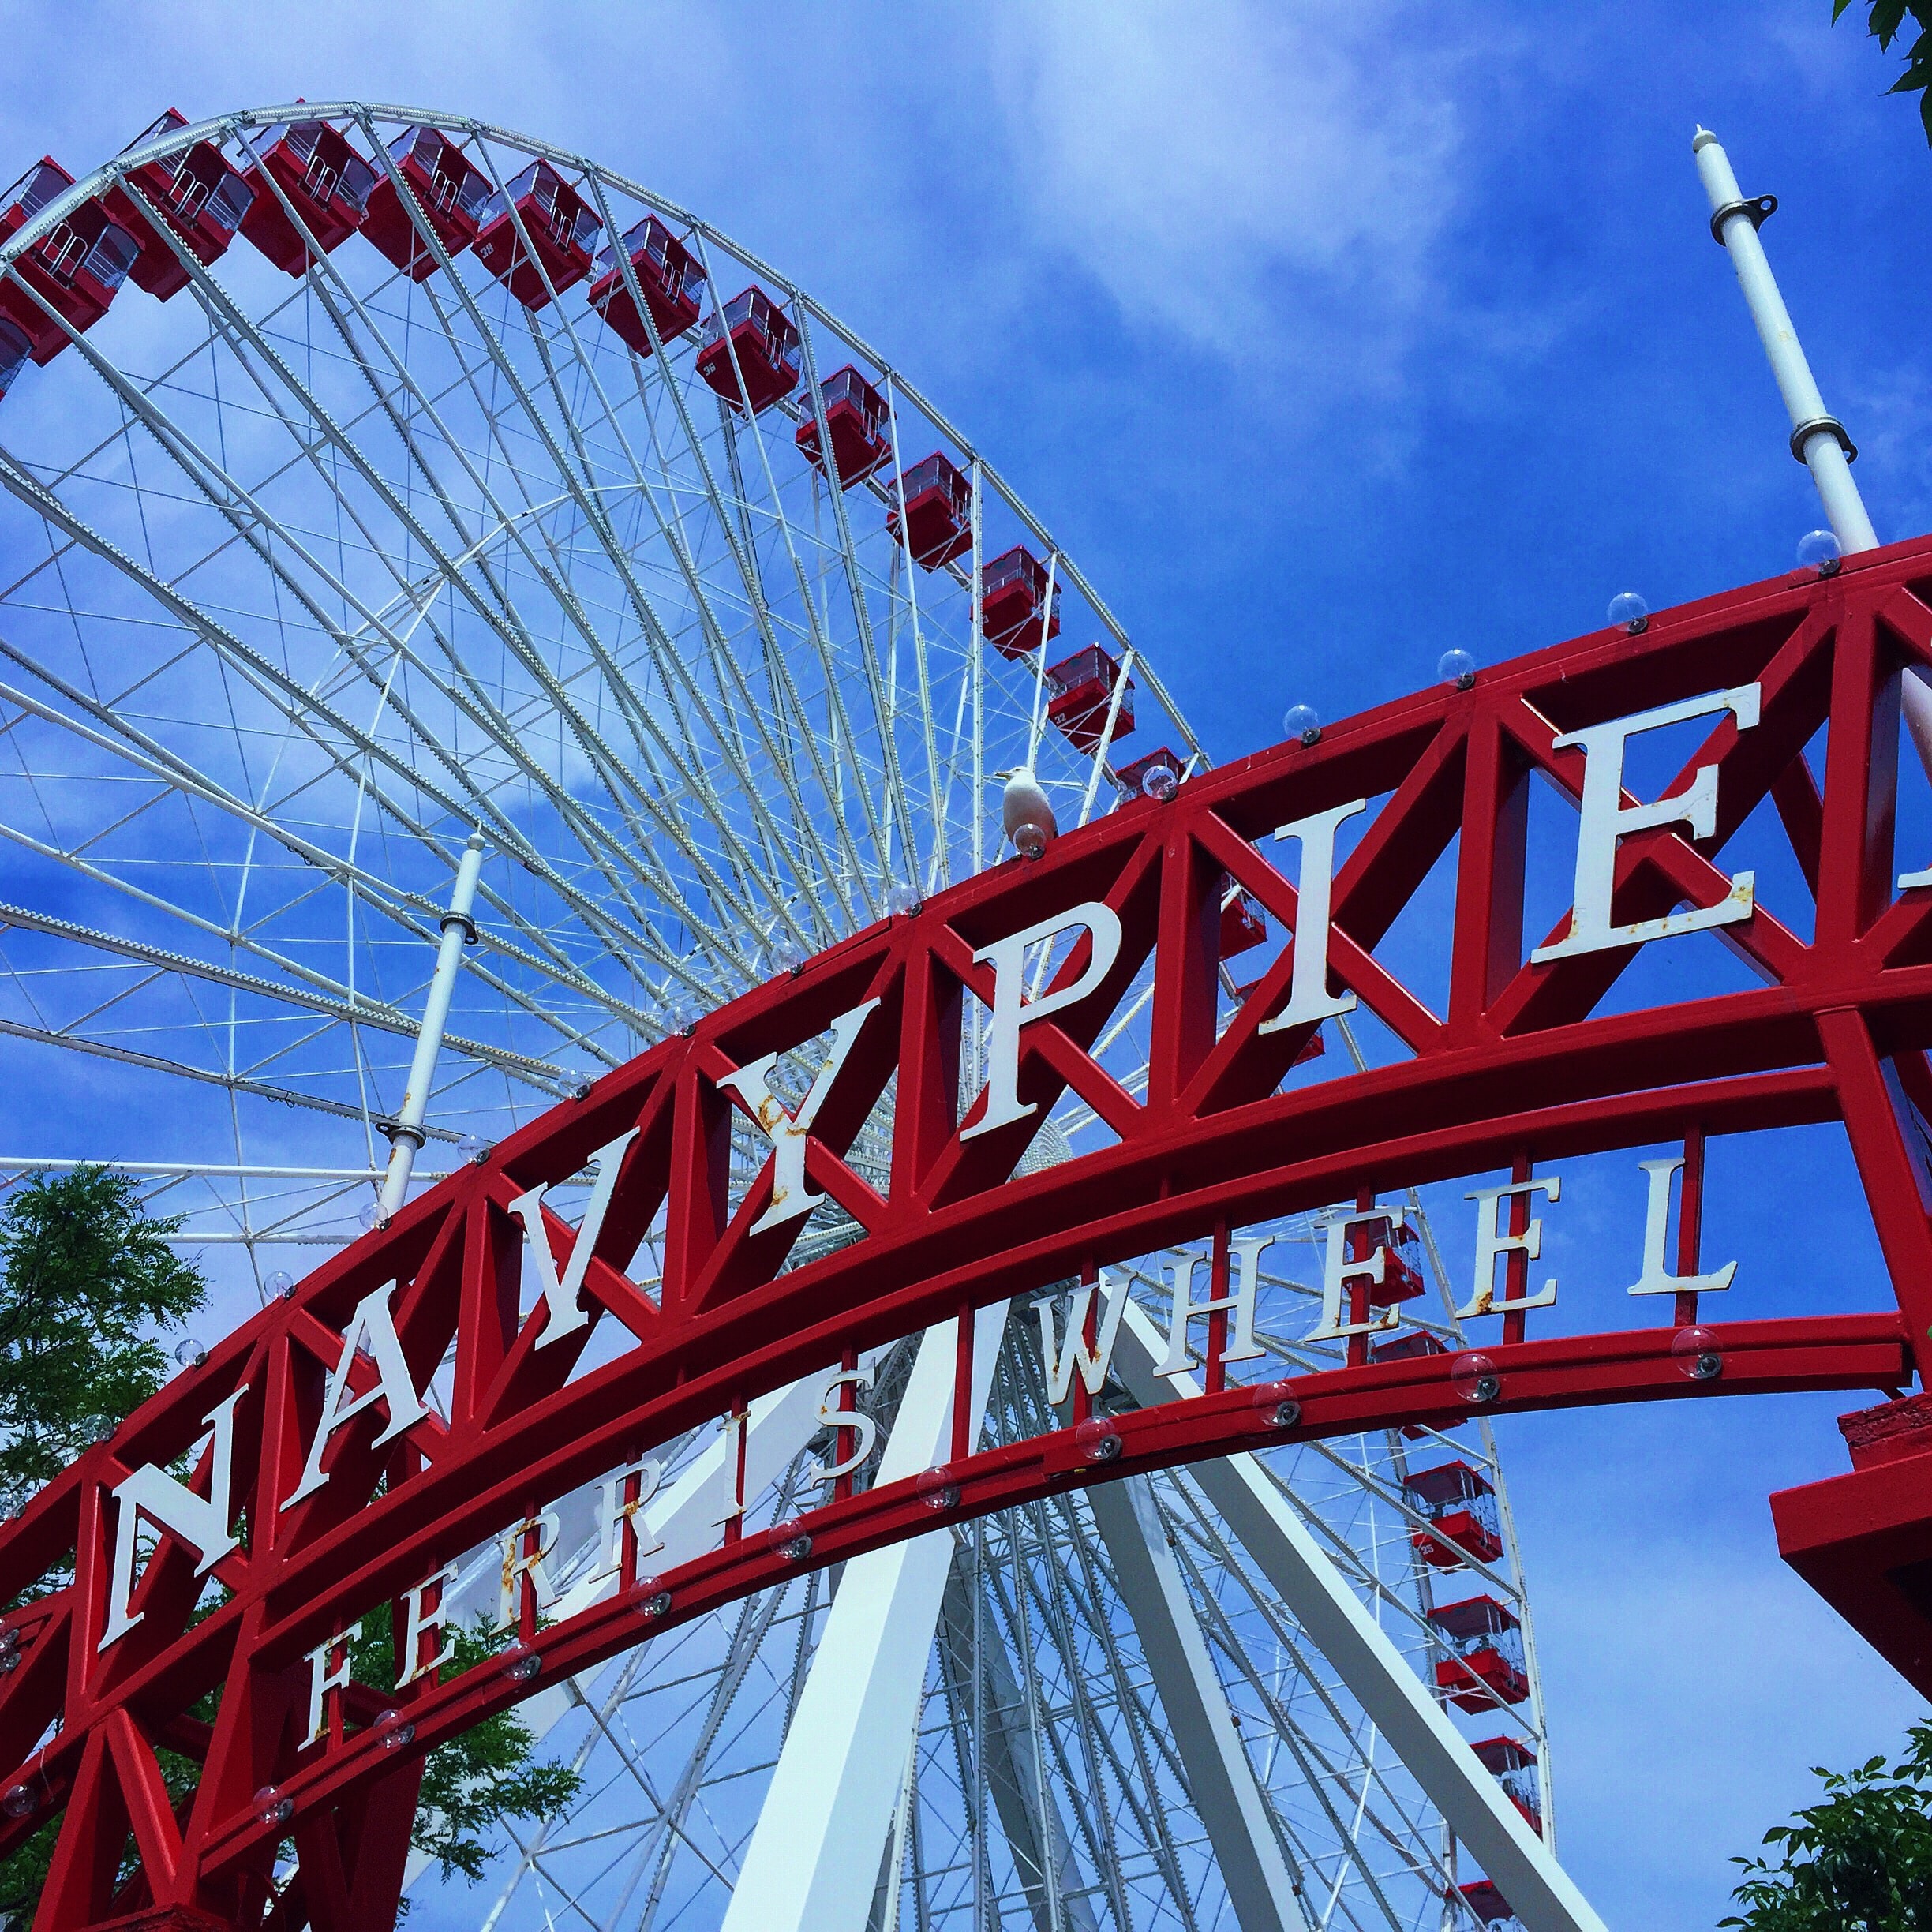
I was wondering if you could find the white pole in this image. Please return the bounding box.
[1692,128,1878,552]
[1690,129,1932,769]
[378,834,485,1221]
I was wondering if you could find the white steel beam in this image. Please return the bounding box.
[1113,1302,1608,1932]
[720,1305,1008,1932]
[1088,1471,1304,1932]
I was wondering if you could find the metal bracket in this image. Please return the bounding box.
[1790,414,1858,464]
[1709,192,1777,245]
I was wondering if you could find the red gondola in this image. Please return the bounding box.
[887,451,972,569]
[361,126,490,281]
[980,545,1061,657]
[1456,1879,1518,1926]
[1353,1212,1425,1306]
[1428,1595,1530,1710]
[1114,746,1181,798]
[1372,1328,1443,1440]
[1402,1461,1504,1569]
[696,286,800,414]
[472,162,601,309]
[1046,645,1134,752]
[103,110,255,301]
[1471,1735,1542,1834]
[238,120,375,276]
[795,364,889,487]
[0,161,140,364]
[590,215,705,357]
[0,319,31,399]
[1219,876,1267,958]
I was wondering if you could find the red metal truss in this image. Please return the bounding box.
[13,534,1932,1928]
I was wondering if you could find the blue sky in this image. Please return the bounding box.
[3,2,1930,1923]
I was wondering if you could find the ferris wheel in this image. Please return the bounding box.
[0,106,1550,1930]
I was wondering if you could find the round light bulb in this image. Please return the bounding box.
[500,1639,541,1684]
[1,1784,31,1819]
[772,1519,814,1562]
[1250,1382,1301,1429]
[916,1465,962,1511]
[174,1339,206,1369]
[569,1073,596,1102]
[640,1582,672,1619]
[373,1709,415,1750]
[766,932,805,978]
[265,1269,295,1301]
[661,987,696,1035]
[1607,591,1649,633]
[1437,648,1477,691]
[1671,1325,1723,1381]
[1451,1351,1500,1405]
[1140,761,1179,803]
[1013,820,1050,861]
[255,1786,294,1829]
[80,1414,114,1447]
[456,1133,488,1166]
[358,1200,388,1233]
[1073,1414,1122,1464]
[1797,528,1842,575]
[1283,703,1321,747]
[886,882,923,918]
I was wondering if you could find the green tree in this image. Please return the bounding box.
[1834,2,1932,144]
[349,1612,583,1884]
[0,1165,205,1500]
[1724,1717,1932,1930]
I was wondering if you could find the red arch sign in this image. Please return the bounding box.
[9,536,1932,1930]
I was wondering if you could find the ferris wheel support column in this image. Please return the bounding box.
[378,835,485,1222]
[719,1307,1009,1932]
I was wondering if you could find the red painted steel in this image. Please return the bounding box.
[13,533,1932,1926]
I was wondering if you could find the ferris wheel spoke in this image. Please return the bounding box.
[881,382,957,895]
[0,655,649,1064]
[402,278,830,957]
[510,302,852,947]
[1086,1473,1306,1932]
[393,153,836,940]
[125,256,724,993]
[790,309,919,882]
[142,240,685,955]
[996,1511,1202,1930]
[1160,1481,1451,1914]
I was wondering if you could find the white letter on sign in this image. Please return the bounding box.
[963,901,1123,1140]
[1036,1272,1129,1406]
[1626,1156,1737,1297]
[1531,684,1761,962]
[507,1129,640,1349]
[1258,799,1368,1035]
[1455,1178,1560,1320]
[1155,1238,1271,1382]
[282,1284,429,1509]
[715,999,880,1234]
[99,1389,246,1651]
[1307,1209,1403,1343]
[809,1366,879,1486]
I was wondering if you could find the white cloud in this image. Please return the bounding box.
[987,1,1466,373]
